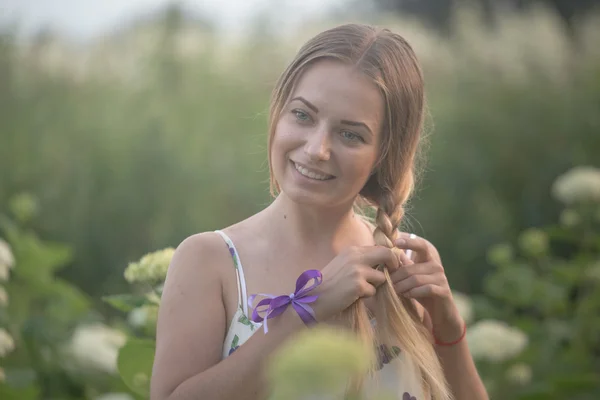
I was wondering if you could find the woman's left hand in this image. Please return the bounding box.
[391,232,464,342]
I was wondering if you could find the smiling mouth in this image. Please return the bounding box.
[292,161,335,181]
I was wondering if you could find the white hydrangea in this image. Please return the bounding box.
[124,248,175,284]
[452,291,474,325]
[467,319,528,363]
[0,328,15,357]
[0,286,7,307]
[552,166,600,205]
[95,393,135,400]
[128,307,149,328]
[66,323,126,374]
[128,305,159,330]
[505,363,532,385]
[0,238,15,282]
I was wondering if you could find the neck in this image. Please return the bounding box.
[264,192,367,253]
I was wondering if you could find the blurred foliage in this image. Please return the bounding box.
[368,0,600,39]
[102,248,168,397]
[0,194,129,399]
[0,15,275,301]
[469,167,600,399]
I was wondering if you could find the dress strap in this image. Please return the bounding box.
[214,230,250,315]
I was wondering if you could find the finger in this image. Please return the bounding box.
[404,284,448,299]
[390,262,441,283]
[359,281,377,298]
[394,274,440,295]
[394,234,430,261]
[395,248,414,267]
[361,266,387,287]
[403,233,417,259]
[360,246,400,272]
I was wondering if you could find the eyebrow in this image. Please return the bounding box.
[291,96,319,113]
[340,120,373,136]
[290,96,374,136]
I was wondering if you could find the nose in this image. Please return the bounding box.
[303,128,331,162]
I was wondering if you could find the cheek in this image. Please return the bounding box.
[272,119,302,156]
[270,120,296,171]
[343,150,378,182]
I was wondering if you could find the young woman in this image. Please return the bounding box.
[151,23,488,400]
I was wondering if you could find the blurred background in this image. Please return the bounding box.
[1,0,599,399]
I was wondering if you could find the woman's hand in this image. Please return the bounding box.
[391,233,464,342]
[312,246,400,322]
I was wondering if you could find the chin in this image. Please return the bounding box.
[281,185,335,207]
[278,175,355,210]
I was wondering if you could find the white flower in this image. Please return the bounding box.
[0,239,15,282]
[506,363,532,385]
[128,307,148,328]
[0,328,15,357]
[452,291,474,324]
[66,323,126,374]
[124,248,175,284]
[95,393,135,400]
[467,319,528,363]
[0,286,7,307]
[552,166,600,205]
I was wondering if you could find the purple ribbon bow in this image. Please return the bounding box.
[248,269,322,333]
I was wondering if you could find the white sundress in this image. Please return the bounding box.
[215,230,427,400]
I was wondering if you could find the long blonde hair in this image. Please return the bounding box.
[266,24,451,400]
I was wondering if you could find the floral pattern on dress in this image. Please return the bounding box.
[228,246,239,269]
[237,307,256,331]
[403,392,416,400]
[229,334,240,355]
[376,344,402,370]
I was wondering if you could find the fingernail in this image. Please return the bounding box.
[396,239,406,246]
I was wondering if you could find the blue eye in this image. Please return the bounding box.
[341,130,363,142]
[293,110,310,122]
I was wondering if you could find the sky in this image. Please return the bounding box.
[0,0,349,40]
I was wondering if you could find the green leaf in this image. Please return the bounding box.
[516,383,555,400]
[117,338,156,397]
[0,383,39,400]
[103,294,151,312]
[3,368,37,388]
[552,374,600,394]
[517,393,554,400]
[12,233,73,280]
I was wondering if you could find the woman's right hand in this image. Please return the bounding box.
[312,246,400,321]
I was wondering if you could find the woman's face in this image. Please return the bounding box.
[271,59,385,209]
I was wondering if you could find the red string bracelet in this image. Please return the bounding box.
[433,321,467,346]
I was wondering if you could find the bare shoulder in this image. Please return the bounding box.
[151,232,231,399]
[163,231,230,283]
